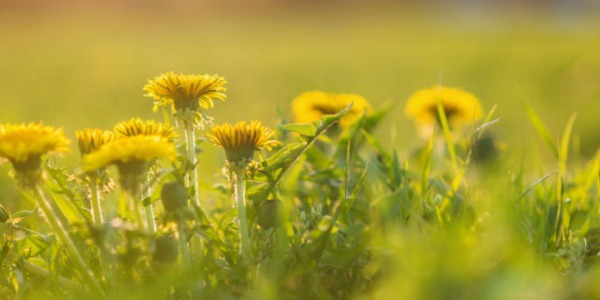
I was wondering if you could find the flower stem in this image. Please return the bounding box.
[185,123,201,209]
[90,180,103,226]
[142,178,156,234]
[129,191,145,231]
[33,185,105,296]
[234,169,250,260]
[176,214,191,269]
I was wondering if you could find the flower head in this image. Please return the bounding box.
[0,123,70,187]
[76,128,115,156]
[83,135,176,193]
[144,72,227,113]
[292,91,372,128]
[206,120,279,166]
[113,118,177,141]
[405,86,483,128]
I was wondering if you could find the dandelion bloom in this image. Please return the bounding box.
[84,135,176,192]
[291,91,372,128]
[144,72,227,113]
[113,118,177,141]
[206,120,279,166]
[76,128,115,156]
[405,86,484,128]
[0,123,70,187]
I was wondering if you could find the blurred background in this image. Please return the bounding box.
[1,0,599,183]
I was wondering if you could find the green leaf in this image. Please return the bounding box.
[278,123,317,137]
[519,95,559,158]
[363,101,393,131]
[319,103,354,130]
[262,143,305,172]
[390,151,404,190]
[11,210,34,219]
[247,181,270,202]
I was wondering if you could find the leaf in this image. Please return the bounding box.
[246,181,270,202]
[319,103,354,130]
[262,143,305,172]
[389,151,404,190]
[278,123,317,137]
[519,95,559,158]
[11,210,34,219]
[363,101,394,131]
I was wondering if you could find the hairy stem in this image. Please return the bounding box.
[185,123,201,209]
[33,185,104,296]
[234,169,250,259]
[143,178,156,234]
[90,180,103,226]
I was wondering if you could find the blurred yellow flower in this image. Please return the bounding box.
[0,123,70,186]
[83,135,176,172]
[113,118,177,141]
[76,128,114,156]
[405,86,483,128]
[144,71,227,113]
[292,91,372,128]
[0,123,70,165]
[206,120,279,165]
[84,135,176,192]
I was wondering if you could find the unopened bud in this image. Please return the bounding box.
[153,235,179,264]
[161,181,188,212]
[257,199,284,229]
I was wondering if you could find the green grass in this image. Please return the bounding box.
[1,5,600,300]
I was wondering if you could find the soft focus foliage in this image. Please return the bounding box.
[0,4,599,300]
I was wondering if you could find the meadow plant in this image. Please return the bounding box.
[0,77,599,300]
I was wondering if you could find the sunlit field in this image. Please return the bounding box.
[1,2,599,299]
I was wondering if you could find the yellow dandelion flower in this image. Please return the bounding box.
[84,135,176,172]
[113,118,178,141]
[405,86,484,128]
[206,120,279,165]
[292,91,372,128]
[83,135,176,192]
[76,128,115,156]
[0,123,70,187]
[144,71,227,113]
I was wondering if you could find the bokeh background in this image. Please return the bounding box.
[1,0,599,191]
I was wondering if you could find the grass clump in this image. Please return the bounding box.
[0,76,599,300]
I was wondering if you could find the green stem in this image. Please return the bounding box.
[435,93,458,171]
[129,191,144,230]
[143,178,156,234]
[185,123,201,209]
[33,185,105,296]
[234,169,250,260]
[90,181,103,226]
[177,215,191,269]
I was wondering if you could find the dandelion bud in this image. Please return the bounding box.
[153,235,179,264]
[257,199,284,229]
[161,181,188,212]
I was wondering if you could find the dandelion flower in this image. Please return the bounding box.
[206,120,279,167]
[292,91,372,128]
[0,123,70,187]
[84,135,176,192]
[207,121,278,258]
[144,71,227,113]
[76,128,115,156]
[113,118,177,141]
[405,86,483,128]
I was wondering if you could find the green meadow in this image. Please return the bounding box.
[1,4,599,299]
